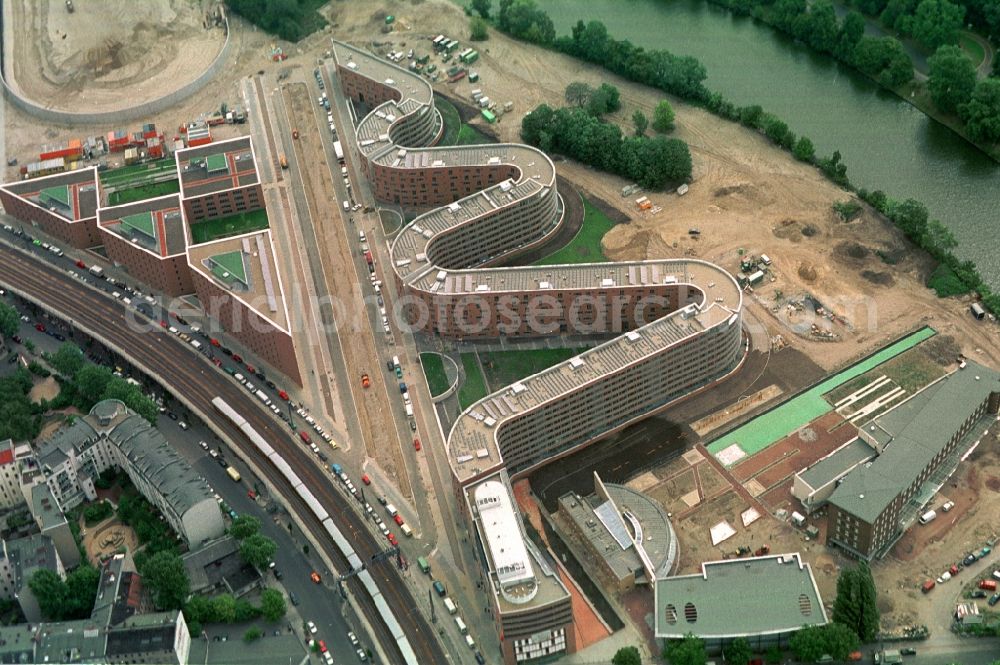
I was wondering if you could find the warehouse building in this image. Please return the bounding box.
[826,361,1000,560]
[655,553,827,652]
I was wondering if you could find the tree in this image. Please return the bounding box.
[28,569,68,620]
[75,364,112,403]
[789,625,828,663]
[587,83,621,116]
[793,136,816,161]
[497,0,555,45]
[857,0,889,15]
[823,623,861,660]
[565,82,593,108]
[0,302,18,338]
[229,515,261,541]
[471,0,491,19]
[921,219,958,257]
[65,565,100,619]
[663,633,707,665]
[832,561,880,642]
[803,0,840,54]
[244,627,263,643]
[140,551,189,610]
[260,588,287,622]
[723,637,752,665]
[612,646,642,665]
[835,11,867,61]
[880,0,919,32]
[632,110,649,136]
[240,534,278,570]
[49,342,84,377]
[960,79,1000,143]
[853,36,914,87]
[905,0,965,50]
[212,594,237,623]
[652,100,676,132]
[470,16,489,41]
[927,45,977,113]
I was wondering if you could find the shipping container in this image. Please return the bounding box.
[481,109,496,124]
[919,510,937,524]
[980,579,997,591]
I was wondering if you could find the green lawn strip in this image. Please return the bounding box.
[99,160,176,188]
[535,198,615,266]
[108,179,180,206]
[706,327,936,459]
[959,34,986,68]
[190,209,269,245]
[458,353,489,411]
[436,96,462,146]
[479,348,587,390]
[457,124,491,145]
[420,353,452,397]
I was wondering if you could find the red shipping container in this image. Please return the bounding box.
[142,122,157,139]
[980,579,997,591]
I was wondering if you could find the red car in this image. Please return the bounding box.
[232,354,243,364]
[413,438,421,451]
[361,474,371,486]
[299,431,311,444]
[212,357,222,367]
[75,260,86,269]
[210,338,221,347]
[278,390,289,401]
[246,364,256,374]
[387,533,398,546]
[35,323,45,332]
[318,641,327,653]
[247,490,256,500]
[393,514,404,526]
[159,320,168,328]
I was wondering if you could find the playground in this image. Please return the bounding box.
[82,516,138,563]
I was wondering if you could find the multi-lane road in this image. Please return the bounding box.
[0,244,446,664]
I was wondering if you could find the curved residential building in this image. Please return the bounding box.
[332,41,746,665]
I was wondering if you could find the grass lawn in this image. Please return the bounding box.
[535,198,615,266]
[437,95,462,145]
[107,179,180,206]
[959,33,986,68]
[190,208,269,245]
[458,353,489,410]
[479,348,587,390]
[420,353,452,397]
[457,124,491,145]
[99,160,176,189]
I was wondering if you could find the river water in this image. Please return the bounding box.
[536,0,1000,288]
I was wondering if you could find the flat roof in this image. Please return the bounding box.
[473,479,535,590]
[187,230,290,332]
[97,194,186,258]
[332,41,433,108]
[465,472,569,614]
[829,361,1000,522]
[1,166,99,222]
[797,438,876,492]
[654,553,827,639]
[175,136,258,199]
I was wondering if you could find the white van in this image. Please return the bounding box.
[404,403,413,417]
[343,200,349,211]
[455,617,467,635]
[234,373,246,384]
[359,230,366,242]
[919,509,937,525]
[190,339,202,350]
[465,635,475,649]
[385,503,398,518]
[400,523,413,538]
[443,597,457,615]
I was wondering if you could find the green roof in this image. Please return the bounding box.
[655,553,827,639]
[39,185,70,207]
[829,361,1000,522]
[209,251,247,286]
[205,153,229,174]
[119,211,156,239]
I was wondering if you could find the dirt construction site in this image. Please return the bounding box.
[5,0,1000,646]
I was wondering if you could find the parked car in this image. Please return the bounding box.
[310,571,321,584]
[899,648,917,656]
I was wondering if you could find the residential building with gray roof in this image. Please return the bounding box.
[827,361,1000,559]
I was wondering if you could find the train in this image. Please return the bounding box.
[211,396,419,665]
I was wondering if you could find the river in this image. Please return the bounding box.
[536,0,1000,288]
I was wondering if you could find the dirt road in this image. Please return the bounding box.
[282,81,411,499]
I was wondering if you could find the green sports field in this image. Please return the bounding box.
[706,326,936,461]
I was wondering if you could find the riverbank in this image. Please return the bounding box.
[333,0,1000,375]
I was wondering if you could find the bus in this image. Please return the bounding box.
[226,466,242,482]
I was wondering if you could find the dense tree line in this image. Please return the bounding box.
[832,562,880,641]
[0,369,42,442]
[926,46,1000,141]
[28,566,100,621]
[227,0,327,42]
[521,104,692,189]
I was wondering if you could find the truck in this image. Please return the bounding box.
[405,403,414,417]
[443,597,458,615]
[385,503,398,518]
[279,154,288,169]
[980,579,998,591]
[333,141,344,162]
[365,250,374,267]
[226,466,242,482]
[255,390,271,406]
[190,339,202,351]
[919,509,937,524]
[88,265,104,278]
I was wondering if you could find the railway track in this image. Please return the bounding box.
[0,245,444,664]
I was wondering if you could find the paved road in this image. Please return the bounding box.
[0,241,446,664]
